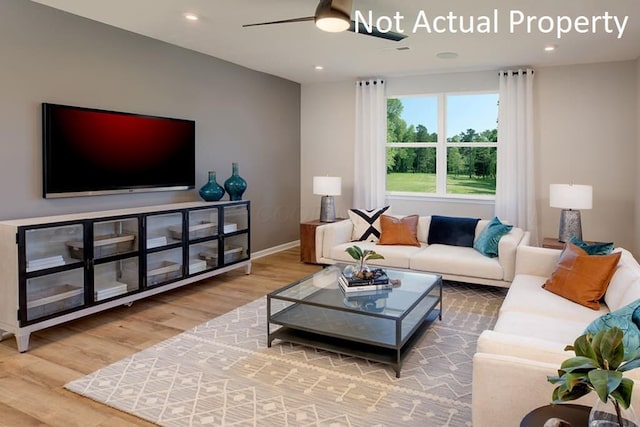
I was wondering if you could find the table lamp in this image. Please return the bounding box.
[313,176,341,222]
[549,184,593,242]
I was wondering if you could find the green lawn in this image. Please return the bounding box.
[386,173,495,195]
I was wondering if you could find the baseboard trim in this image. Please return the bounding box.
[252,240,300,260]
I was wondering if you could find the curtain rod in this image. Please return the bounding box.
[356,79,385,86]
[499,70,534,76]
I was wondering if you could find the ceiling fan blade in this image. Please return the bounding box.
[243,16,314,28]
[348,20,408,42]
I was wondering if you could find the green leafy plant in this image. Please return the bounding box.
[345,245,384,279]
[548,327,640,425]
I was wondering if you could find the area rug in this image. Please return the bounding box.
[65,282,506,426]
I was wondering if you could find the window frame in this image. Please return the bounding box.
[385,90,498,201]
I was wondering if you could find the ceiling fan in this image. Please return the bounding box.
[243,0,407,42]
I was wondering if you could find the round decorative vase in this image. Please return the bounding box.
[224,162,247,201]
[199,171,225,202]
[589,398,639,427]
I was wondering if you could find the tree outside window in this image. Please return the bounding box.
[386,93,498,197]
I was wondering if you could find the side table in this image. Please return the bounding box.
[542,237,601,250]
[520,404,590,426]
[299,219,345,263]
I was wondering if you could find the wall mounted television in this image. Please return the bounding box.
[42,103,196,199]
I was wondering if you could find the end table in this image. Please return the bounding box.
[299,219,345,263]
[520,404,590,426]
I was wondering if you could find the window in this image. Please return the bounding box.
[386,92,498,197]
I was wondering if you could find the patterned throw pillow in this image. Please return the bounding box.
[348,206,390,242]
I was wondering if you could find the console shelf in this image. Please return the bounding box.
[0,200,251,352]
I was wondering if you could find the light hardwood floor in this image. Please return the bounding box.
[0,247,320,426]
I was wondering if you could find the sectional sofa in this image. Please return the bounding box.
[472,245,640,426]
[314,215,529,288]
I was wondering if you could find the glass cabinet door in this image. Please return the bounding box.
[92,217,138,259]
[222,204,248,234]
[189,240,219,272]
[221,234,249,266]
[93,258,139,301]
[146,212,183,249]
[147,248,183,287]
[25,268,84,321]
[25,224,84,271]
[187,208,218,240]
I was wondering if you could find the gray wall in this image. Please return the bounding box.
[0,0,301,252]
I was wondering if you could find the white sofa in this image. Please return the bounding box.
[472,245,640,427]
[314,216,529,288]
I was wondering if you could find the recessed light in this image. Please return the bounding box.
[314,65,324,70]
[436,52,458,60]
[544,45,557,52]
[183,13,199,21]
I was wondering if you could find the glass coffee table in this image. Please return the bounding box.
[267,265,442,378]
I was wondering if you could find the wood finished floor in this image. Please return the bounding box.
[0,247,321,427]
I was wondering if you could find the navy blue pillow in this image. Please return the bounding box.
[427,215,480,247]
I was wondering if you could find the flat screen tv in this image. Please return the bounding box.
[42,103,196,198]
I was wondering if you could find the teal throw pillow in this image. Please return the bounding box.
[473,217,513,258]
[584,299,640,358]
[569,236,614,255]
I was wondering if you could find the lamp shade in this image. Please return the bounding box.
[313,176,341,196]
[549,184,593,210]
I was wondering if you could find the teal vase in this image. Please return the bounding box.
[224,162,247,201]
[199,171,225,201]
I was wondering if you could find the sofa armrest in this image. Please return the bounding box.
[477,330,570,365]
[497,228,526,282]
[315,219,352,261]
[515,245,561,277]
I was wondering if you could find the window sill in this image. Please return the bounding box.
[386,192,495,205]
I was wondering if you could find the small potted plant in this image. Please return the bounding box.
[345,245,384,279]
[548,327,640,426]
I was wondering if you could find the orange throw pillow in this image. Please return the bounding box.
[378,215,421,247]
[542,243,621,310]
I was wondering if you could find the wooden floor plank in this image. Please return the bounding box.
[0,247,320,426]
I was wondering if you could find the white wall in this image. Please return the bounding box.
[300,81,355,222]
[637,57,640,253]
[300,70,499,223]
[535,61,637,251]
[301,61,639,253]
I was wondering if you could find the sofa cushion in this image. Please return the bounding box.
[542,243,621,310]
[568,236,614,255]
[329,241,425,269]
[427,215,480,247]
[501,274,610,323]
[605,249,640,312]
[378,215,420,247]
[493,310,592,349]
[348,206,390,242]
[474,216,513,258]
[409,244,503,280]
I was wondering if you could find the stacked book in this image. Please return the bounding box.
[26,255,65,272]
[338,269,392,294]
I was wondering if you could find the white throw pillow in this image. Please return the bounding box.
[348,206,390,242]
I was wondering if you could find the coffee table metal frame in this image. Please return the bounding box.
[267,265,442,378]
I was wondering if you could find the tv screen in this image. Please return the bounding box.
[42,103,196,198]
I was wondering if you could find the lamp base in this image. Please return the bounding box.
[558,209,582,243]
[319,196,336,222]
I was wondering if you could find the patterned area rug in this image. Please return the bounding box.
[65,282,506,426]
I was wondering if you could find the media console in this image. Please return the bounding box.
[0,200,250,352]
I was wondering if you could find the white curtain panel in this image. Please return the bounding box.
[495,69,539,245]
[354,79,386,210]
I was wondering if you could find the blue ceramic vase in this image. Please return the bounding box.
[199,171,225,201]
[224,162,247,201]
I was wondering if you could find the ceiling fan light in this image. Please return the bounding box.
[315,16,350,32]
